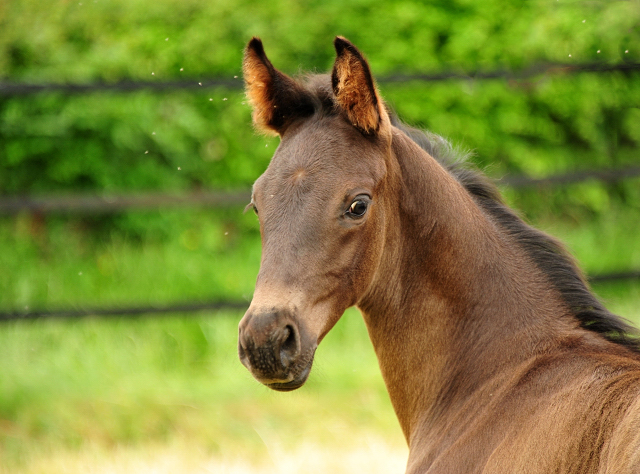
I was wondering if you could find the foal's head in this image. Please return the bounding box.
[238,37,395,390]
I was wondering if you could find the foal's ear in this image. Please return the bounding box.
[332,37,388,136]
[243,37,315,136]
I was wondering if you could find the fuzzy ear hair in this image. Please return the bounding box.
[243,37,315,136]
[331,37,387,136]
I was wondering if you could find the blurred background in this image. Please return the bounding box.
[1,0,639,472]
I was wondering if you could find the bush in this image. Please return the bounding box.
[0,0,639,223]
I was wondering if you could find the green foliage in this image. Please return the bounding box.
[384,73,640,176]
[1,0,638,81]
[0,89,275,193]
[1,0,639,204]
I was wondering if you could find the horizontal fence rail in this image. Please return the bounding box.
[0,301,250,322]
[1,62,639,96]
[2,166,639,215]
[496,166,640,188]
[379,62,640,84]
[2,270,639,322]
[0,77,243,96]
[0,190,251,214]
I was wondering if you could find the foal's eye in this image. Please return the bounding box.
[346,197,370,218]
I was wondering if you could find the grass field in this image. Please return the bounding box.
[1,197,639,473]
[0,309,408,473]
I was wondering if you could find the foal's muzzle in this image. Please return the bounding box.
[238,309,315,391]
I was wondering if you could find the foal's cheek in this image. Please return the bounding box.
[338,222,383,301]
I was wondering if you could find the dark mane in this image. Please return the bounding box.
[388,116,640,353]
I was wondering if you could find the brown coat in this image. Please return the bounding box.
[238,36,640,473]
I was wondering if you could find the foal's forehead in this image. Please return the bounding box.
[261,115,387,187]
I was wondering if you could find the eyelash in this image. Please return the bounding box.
[245,202,258,215]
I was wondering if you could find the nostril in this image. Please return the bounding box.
[238,331,249,364]
[282,324,296,350]
[279,324,299,368]
[238,322,255,366]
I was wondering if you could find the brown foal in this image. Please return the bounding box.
[237,36,640,473]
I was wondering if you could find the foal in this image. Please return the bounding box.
[238,36,640,473]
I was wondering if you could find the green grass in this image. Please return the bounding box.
[0,309,402,472]
[0,208,261,311]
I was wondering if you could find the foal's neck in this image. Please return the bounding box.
[358,129,574,443]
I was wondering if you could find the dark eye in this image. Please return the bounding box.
[346,197,370,218]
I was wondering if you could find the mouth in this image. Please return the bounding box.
[265,362,313,392]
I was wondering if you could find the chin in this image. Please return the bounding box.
[262,359,313,392]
